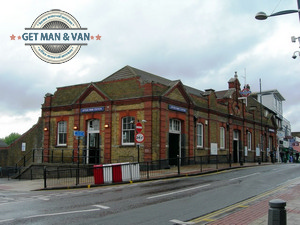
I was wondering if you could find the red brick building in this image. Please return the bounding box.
[40,65,277,165]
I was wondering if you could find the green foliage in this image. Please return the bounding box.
[3,133,21,145]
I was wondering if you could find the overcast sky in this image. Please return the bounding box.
[1,0,300,138]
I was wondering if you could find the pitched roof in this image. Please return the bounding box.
[102,65,178,86]
[49,65,225,107]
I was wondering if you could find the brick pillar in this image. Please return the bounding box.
[73,108,80,163]
[42,93,52,163]
[104,104,112,163]
[144,101,152,162]
[160,102,168,159]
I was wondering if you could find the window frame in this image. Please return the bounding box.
[197,123,203,148]
[220,127,225,149]
[57,121,67,146]
[247,132,252,150]
[122,116,135,146]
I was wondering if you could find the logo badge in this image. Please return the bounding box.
[11,9,101,64]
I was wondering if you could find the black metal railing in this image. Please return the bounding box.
[42,155,262,189]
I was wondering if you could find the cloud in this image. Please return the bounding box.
[0,0,299,138]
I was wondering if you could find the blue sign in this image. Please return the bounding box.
[168,105,187,113]
[74,131,85,137]
[80,107,105,113]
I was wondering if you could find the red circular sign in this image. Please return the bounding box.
[136,122,143,133]
[135,133,145,143]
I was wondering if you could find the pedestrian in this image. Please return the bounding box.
[280,151,284,163]
[296,152,299,163]
[270,150,274,163]
[289,151,293,163]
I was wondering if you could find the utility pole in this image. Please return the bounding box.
[260,79,264,162]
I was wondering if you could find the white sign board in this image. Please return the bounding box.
[211,143,218,155]
[256,147,260,157]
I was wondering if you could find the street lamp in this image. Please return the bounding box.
[255,0,300,21]
[292,51,300,59]
[255,10,300,20]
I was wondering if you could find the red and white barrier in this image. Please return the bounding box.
[94,163,140,184]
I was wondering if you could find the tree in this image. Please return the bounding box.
[3,133,21,145]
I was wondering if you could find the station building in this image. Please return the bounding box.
[1,65,278,168]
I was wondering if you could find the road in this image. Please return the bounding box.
[0,163,299,224]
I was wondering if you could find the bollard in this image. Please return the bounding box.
[268,199,286,225]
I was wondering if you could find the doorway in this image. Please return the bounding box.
[233,130,239,163]
[169,133,180,165]
[168,119,181,166]
[86,119,100,164]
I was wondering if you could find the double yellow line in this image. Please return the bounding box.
[189,178,297,224]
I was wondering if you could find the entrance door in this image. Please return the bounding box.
[169,133,180,165]
[233,140,238,163]
[86,119,100,164]
[233,130,239,163]
[88,133,100,164]
[169,119,181,166]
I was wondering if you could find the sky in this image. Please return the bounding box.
[1,0,300,138]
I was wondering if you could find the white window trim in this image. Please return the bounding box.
[220,127,225,149]
[122,116,135,146]
[57,121,67,146]
[247,132,252,151]
[197,123,203,148]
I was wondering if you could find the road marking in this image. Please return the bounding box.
[0,219,14,223]
[229,172,260,181]
[24,208,101,219]
[147,184,211,199]
[94,204,110,209]
[169,219,195,224]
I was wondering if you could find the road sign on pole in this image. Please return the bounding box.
[74,131,85,137]
[135,133,145,143]
[136,122,143,133]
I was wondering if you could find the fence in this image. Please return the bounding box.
[43,155,258,189]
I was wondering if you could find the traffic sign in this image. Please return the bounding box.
[74,131,85,137]
[135,133,145,143]
[136,122,143,133]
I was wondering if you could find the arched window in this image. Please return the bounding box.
[122,116,135,145]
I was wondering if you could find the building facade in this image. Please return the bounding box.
[40,66,277,165]
[251,89,290,158]
[0,66,278,168]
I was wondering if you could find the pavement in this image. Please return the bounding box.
[1,174,300,225]
[189,177,300,225]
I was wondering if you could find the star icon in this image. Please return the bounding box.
[10,34,16,40]
[96,35,101,40]
[91,36,94,40]
[18,36,22,40]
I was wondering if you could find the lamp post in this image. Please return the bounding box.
[255,0,300,21]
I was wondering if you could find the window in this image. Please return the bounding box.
[197,123,203,148]
[122,116,135,145]
[169,119,181,133]
[57,121,67,146]
[220,127,225,149]
[247,132,252,150]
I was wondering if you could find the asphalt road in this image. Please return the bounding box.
[1,163,299,224]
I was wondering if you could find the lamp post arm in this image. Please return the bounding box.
[269,9,300,18]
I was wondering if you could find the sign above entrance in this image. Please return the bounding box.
[168,105,187,113]
[74,131,85,137]
[81,107,104,113]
